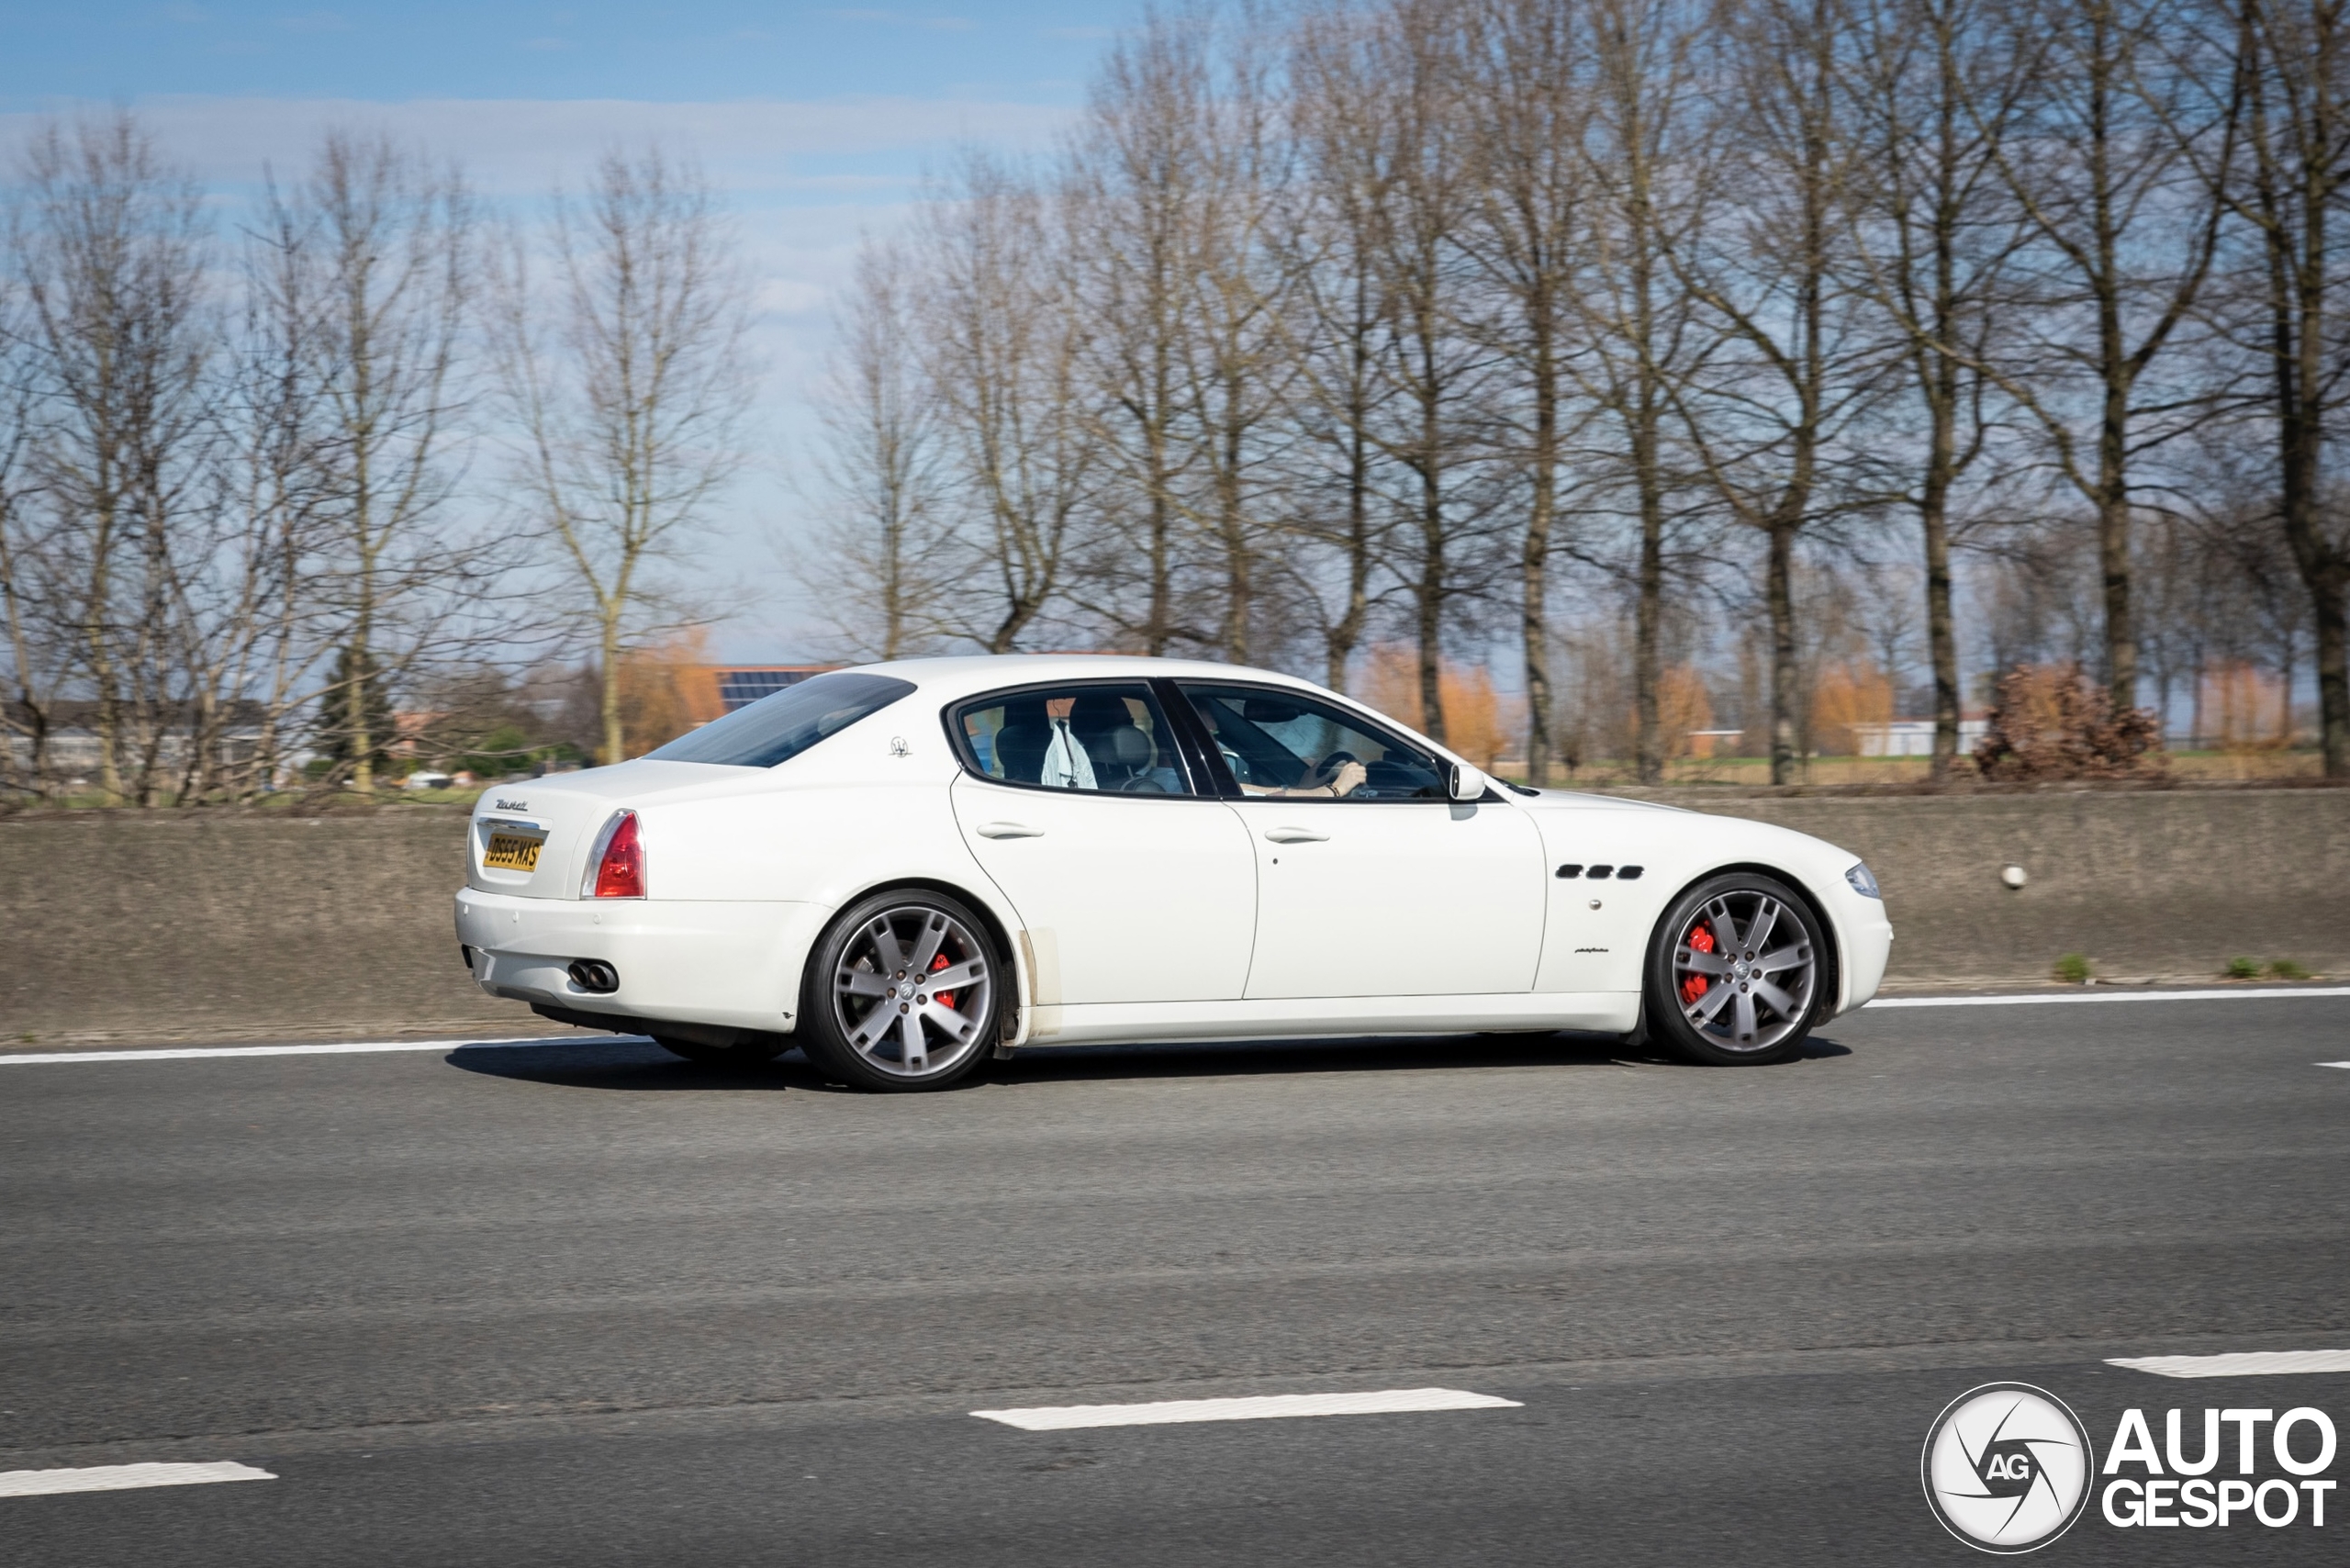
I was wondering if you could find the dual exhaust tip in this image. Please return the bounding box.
[566,959,621,994]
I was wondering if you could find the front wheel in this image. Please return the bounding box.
[1643,873,1826,1066]
[797,890,1001,1092]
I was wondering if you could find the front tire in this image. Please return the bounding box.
[797,890,1001,1092]
[1643,873,1825,1066]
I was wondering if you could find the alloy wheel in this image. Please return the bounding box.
[1671,890,1817,1053]
[831,905,994,1079]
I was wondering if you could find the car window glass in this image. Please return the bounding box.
[1179,684,1444,801]
[643,672,916,767]
[956,685,1194,797]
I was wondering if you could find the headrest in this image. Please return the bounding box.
[1106,724,1152,767]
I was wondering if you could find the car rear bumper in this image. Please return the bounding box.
[454,888,828,1035]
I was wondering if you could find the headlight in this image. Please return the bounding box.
[1845,862,1881,899]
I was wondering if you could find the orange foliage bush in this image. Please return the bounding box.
[2199,662,2290,752]
[618,629,725,756]
[1811,663,1894,756]
[1360,645,1511,768]
[1973,664,2164,780]
[1654,665,1714,760]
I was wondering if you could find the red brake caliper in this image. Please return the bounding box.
[1679,920,1715,1007]
[929,950,955,1012]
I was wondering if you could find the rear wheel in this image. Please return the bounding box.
[1643,873,1824,1066]
[797,890,1000,1092]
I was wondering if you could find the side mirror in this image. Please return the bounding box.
[1448,761,1486,801]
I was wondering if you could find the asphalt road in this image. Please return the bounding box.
[4,993,2347,1565]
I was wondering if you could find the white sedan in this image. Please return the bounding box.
[454,655,1892,1090]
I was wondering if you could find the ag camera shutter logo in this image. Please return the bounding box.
[1922,1383,2093,1552]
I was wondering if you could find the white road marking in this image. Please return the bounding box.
[1869,986,2350,1009]
[0,1462,275,1498]
[0,1036,648,1067]
[6,983,2341,1065]
[2109,1350,2350,1379]
[971,1388,1522,1431]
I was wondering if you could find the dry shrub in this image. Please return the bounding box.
[1811,663,1894,756]
[618,628,725,756]
[1360,645,1512,768]
[1972,664,2164,780]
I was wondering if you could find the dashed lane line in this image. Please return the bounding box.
[972,1388,1522,1431]
[0,1462,276,1499]
[2109,1350,2350,1378]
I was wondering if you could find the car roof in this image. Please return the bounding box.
[853,654,1331,707]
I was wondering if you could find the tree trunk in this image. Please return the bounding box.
[1522,316,1557,785]
[1632,415,1665,784]
[1767,519,1799,784]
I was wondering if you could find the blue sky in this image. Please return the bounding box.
[3,3,1127,658]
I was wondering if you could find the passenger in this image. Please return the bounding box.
[1037,697,1098,790]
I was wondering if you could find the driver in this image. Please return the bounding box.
[1197,702,1369,799]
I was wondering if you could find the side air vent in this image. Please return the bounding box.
[1554,865,1583,879]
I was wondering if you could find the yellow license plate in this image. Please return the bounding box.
[483,832,544,871]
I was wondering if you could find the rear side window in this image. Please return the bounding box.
[953,684,1194,796]
[645,671,916,767]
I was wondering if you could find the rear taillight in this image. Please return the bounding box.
[583,810,646,899]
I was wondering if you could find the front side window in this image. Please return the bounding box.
[955,684,1193,796]
[1181,684,1445,801]
[644,671,916,767]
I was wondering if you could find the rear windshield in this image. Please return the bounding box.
[644,672,916,767]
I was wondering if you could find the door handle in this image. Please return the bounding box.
[1263,825,1330,844]
[976,821,1045,839]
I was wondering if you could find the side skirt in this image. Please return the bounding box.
[1013,991,1640,1048]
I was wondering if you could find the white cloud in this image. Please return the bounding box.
[0,94,1070,196]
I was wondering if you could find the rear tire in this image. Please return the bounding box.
[1643,872,1825,1066]
[797,890,1001,1092]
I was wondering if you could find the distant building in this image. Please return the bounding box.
[5,700,274,784]
[707,665,843,712]
[1852,719,1988,757]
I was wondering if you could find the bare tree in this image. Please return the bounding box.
[923,152,1098,653]
[1066,17,1208,655]
[1844,0,2035,776]
[1573,0,1719,779]
[1460,0,1592,780]
[1671,0,1889,783]
[288,130,477,791]
[1282,5,1406,692]
[496,146,755,766]
[2211,0,2350,773]
[1985,0,2238,714]
[0,269,45,799]
[1175,10,1294,665]
[13,114,216,804]
[799,236,956,660]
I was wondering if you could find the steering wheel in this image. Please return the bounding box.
[1117,776,1171,794]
